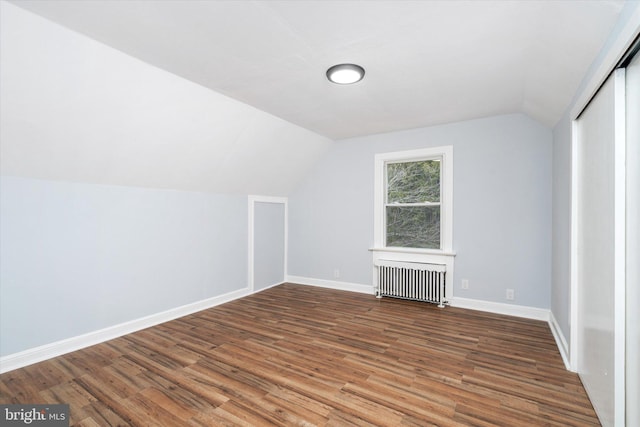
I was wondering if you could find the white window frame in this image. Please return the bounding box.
[373,146,454,254]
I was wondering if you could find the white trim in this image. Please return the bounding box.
[450,297,550,322]
[570,5,640,121]
[247,195,289,205]
[286,275,374,295]
[625,49,640,427]
[549,310,572,371]
[4,278,567,374]
[570,119,579,371]
[613,67,627,425]
[253,280,287,293]
[451,299,572,365]
[248,195,288,293]
[248,198,256,291]
[291,279,573,370]
[369,247,456,257]
[374,146,454,253]
[288,278,550,322]
[0,286,252,374]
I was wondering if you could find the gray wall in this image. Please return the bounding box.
[289,114,552,308]
[0,176,247,356]
[0,1,328,360]
[254,201,286,291]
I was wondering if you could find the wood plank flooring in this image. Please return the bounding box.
[1,283,599,426]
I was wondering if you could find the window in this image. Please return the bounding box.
[386,158,441,249]
[374,146,453,253]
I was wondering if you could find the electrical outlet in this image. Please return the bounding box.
[461,279,469,290]
[506,289,515,300]
[333,269,340,279]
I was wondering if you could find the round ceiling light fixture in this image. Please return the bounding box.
[326,63,365,84]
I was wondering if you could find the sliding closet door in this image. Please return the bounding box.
[626,51,640,427]
[575,73,621,427]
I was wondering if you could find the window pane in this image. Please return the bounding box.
[386,206,440,249]
[387,160,440,203]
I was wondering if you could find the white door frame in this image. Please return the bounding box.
[247,195,288,292]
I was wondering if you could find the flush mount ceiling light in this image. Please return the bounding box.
[326,63,365,84]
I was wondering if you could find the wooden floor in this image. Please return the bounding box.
[1,283,599,426]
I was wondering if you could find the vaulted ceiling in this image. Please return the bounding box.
[9,0,626,140]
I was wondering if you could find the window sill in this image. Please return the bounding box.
[369,247,456,257]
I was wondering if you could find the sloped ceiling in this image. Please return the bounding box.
[8,0,626,140]
[0,2,332,195]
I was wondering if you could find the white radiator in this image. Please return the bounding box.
[375,260,447,307]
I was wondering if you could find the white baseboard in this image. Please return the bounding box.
[0,287,252,374]
[549,310,572,371]
[1,280,570,375]
[287,278,552,323]
[450,298,575,372]
[286,275,374,295]
[253,280,287,293]
[291,280,572,370]
[450,296,550,322]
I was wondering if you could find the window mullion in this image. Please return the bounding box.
[385,202,441,207]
